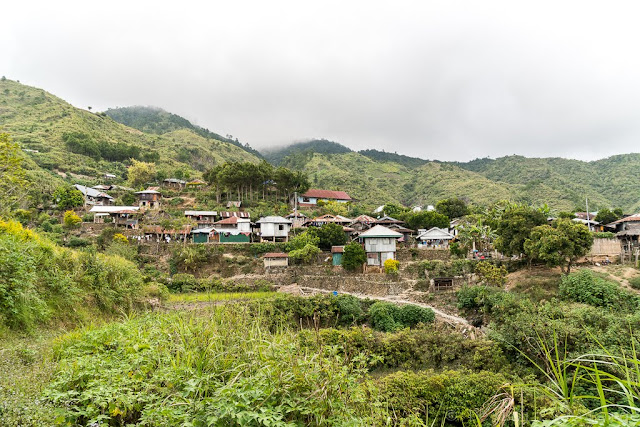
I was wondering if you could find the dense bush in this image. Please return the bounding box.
[44,309,377,426]
[630,276,640,290]
[475,261,508,286]
[384,258,400,274]
[342,241,366,271]
[377,369,509,424]
[369,301,435,332]
[0,221,145,330]
[421,259,476,278]
[559,269,637,310]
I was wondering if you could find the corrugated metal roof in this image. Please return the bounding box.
[358,225,403,238]
[185,210,217,216]
[257,216,292,224]
[301,189,352,200]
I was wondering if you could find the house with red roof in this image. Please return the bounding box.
[297,189,353,208]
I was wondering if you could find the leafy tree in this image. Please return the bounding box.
[595,208,623,226]
[318,200,349,217]
[524,218,594,274]
[455,220,496,253]
[435,198,469,219]
[474,262,508,286]
[288,243,321,264]
[0,133,28,216]
[63,211,81,229]
[127,160,157,188]
[342,241,366,271]
[494,204,547,256]
[405,211,449,231]
[286,231,320,251]
[53,186,84,210]
[309,223,347,250]
[378,203,407,217]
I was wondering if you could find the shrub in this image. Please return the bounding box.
[65,236,91,248]
[112,233,129,244]
[475,261,508,286]
[398,304,435,326]
[384,258,400,274]
[630,276,640,290]
[559,269,637,310]
[342,241,366,271]
[288,243,321,264]
[369,301,434,332]
[169,273,197,292]
[62,210,81,228]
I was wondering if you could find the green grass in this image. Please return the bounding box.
[167,291,275,303]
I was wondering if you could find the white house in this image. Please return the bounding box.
[358,225,403,266]
[256,216,292,242]
[298,189,352,207]
[417,227,455,249]
[213,216,252,233]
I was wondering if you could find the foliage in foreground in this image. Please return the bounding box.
[45,308,378,426]
[0,220,144,331]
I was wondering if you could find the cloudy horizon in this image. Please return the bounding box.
[3,1,640,162]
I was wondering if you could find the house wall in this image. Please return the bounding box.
[219,233,250,243]
[364,237,397,253]
[260,223,291,238]
[264,258,288,268]
[297,196,349,205]
[193,234,209,243]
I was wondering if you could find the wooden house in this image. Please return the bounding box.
[285,212,308,228]
[386,223,414,242]
[256,216,292,242]
[350,215,376,232]
[358,225,403,266]
[374,215,406,226]
[135,189,161,211]
[74,184,114,206]
[162,178,186,190]
[219,211,250,219]
[89,206,140,228]
[303,214,353,227]
[184,210,218,229]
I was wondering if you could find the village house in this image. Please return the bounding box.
[135,188,161,211]
[162,178,186,190]
[417,227,455,249]
[184,210,218,229]
[303,214,353,227]
[74,184,114,206]
[349,215,376,232]
[386,223,414,242]
[89,205,140,228]
[263,252,289,269]
[256,216,292,242]
[140,225,191,243]
[297,189,353,207]
[192,216,252,243]
[358,225,403,266]
[608,215,640,262]
[186,179,207,189]
[219,211,250,219]
[374,215,406,226]
[104,173,116,180]
[285,211,308,228]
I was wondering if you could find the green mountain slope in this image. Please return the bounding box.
[0,79,259,186]
[456,155,640,212]
[261,139,351,165]
[104,106,262,158]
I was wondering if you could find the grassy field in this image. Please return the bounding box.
[167,291,275,303]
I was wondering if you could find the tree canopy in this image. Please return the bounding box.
[494,204,547,256]
[524,218,593,274]
[435,198,469,219]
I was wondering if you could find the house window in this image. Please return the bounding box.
[303,197,310,202]
[278,224,284,231]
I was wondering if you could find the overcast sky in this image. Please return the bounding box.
[3,1,640,161]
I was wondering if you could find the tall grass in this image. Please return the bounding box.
[167,291,274,303]
[44,305,379,425]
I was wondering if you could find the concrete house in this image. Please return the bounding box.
[298,189,352,207]
[358,225,403,266]
[417,227,455,249]
[184,210,218,229]
[135,189,161,211]
[74,184,114,206]
[256,216,292,242]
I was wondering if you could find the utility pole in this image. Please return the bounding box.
[585,198,591,231]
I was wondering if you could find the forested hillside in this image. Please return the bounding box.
[261,139,351,165]
[0,79,259,196]
[104,106,263,157]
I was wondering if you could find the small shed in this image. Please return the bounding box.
[331,246,344,266]
[191,228,213,244]
[263,252,289,269]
